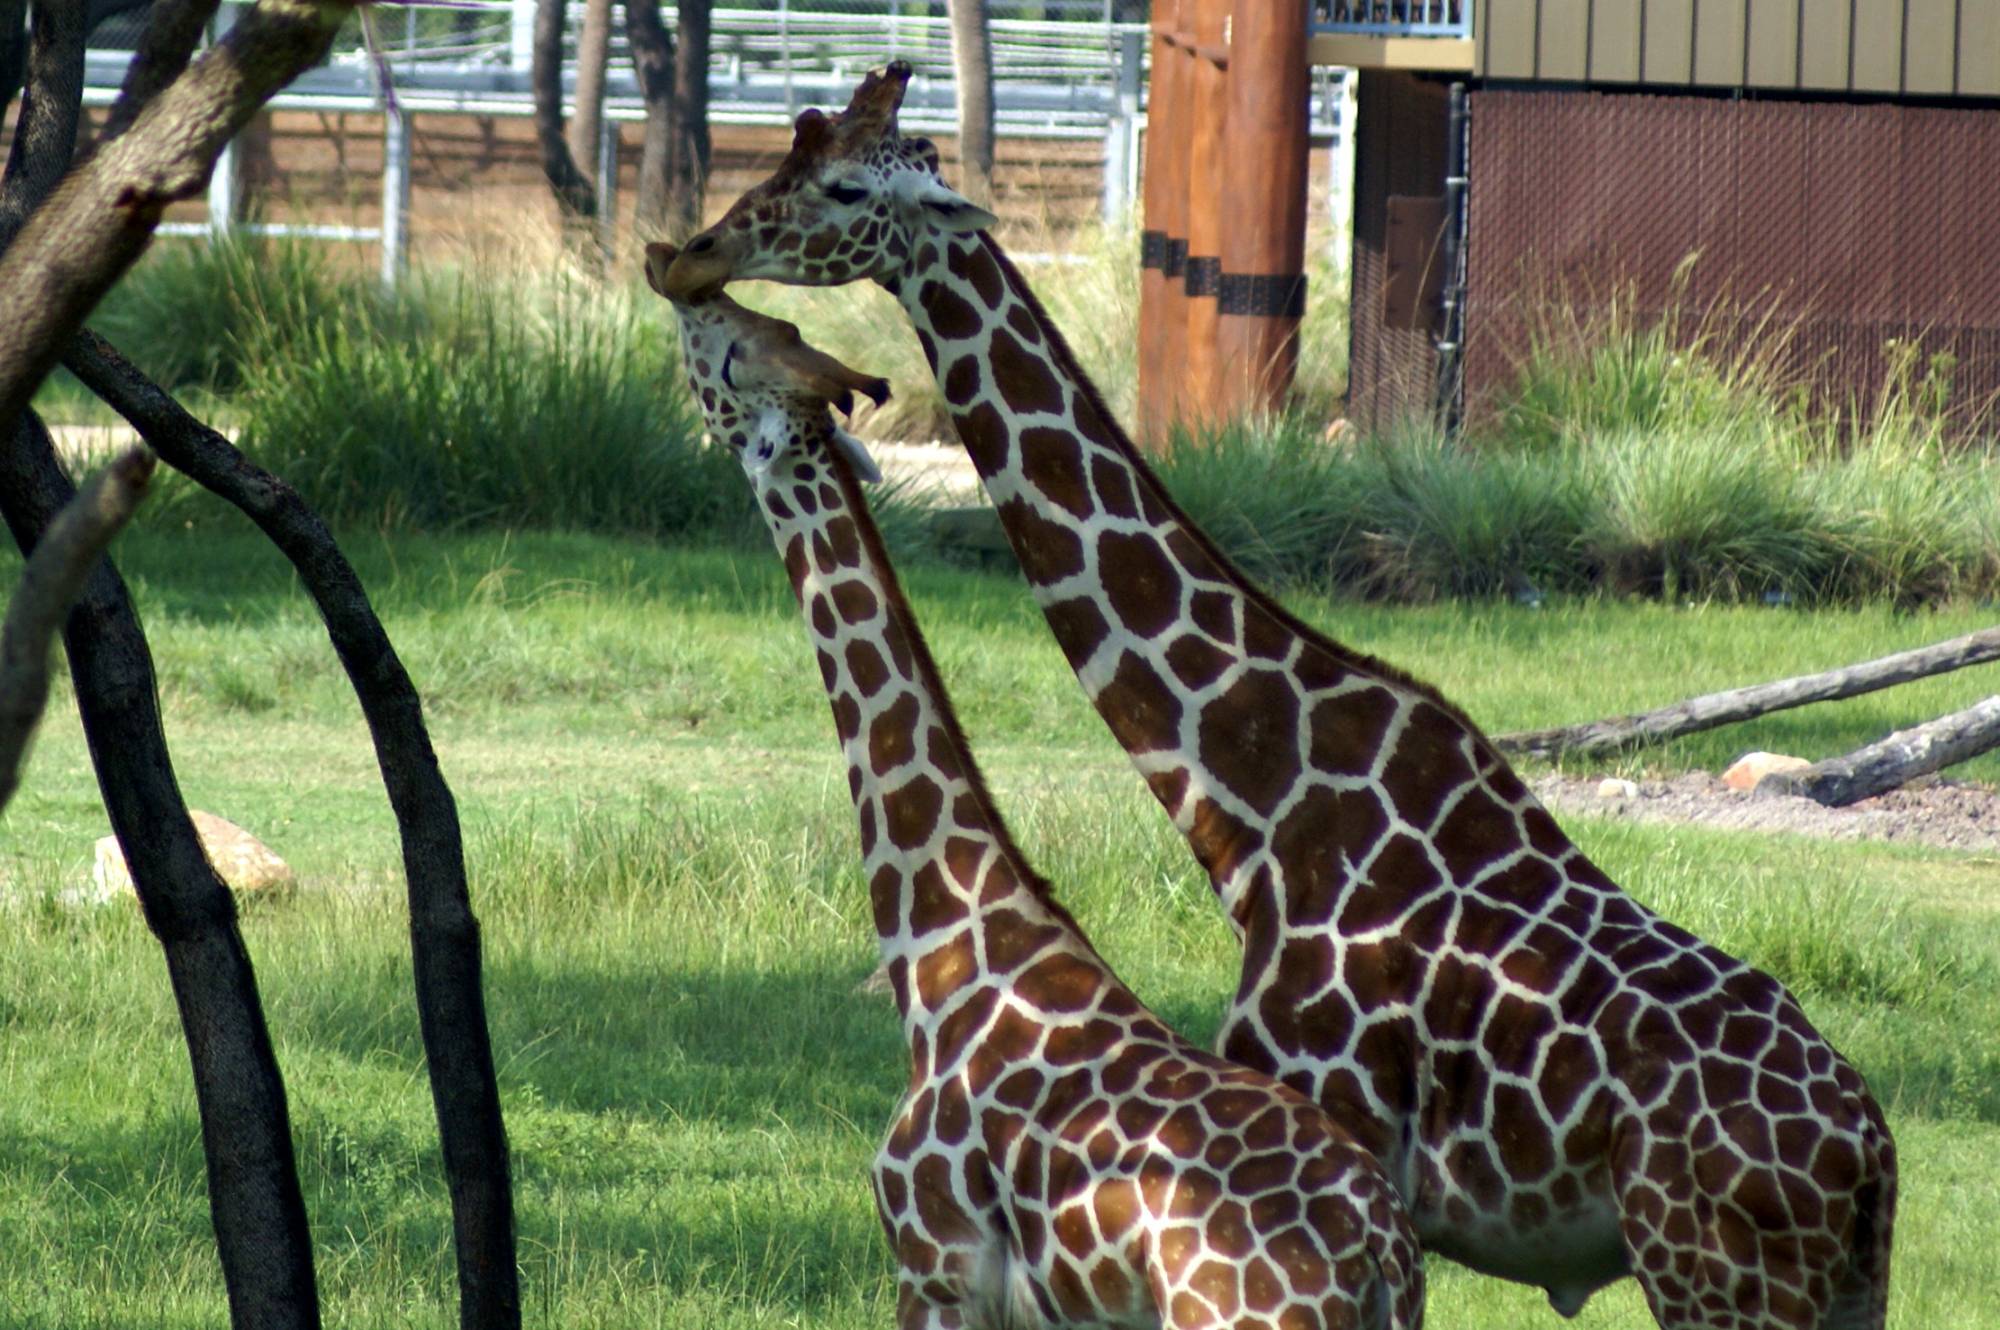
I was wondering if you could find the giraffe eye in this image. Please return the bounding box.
[825,182,868,207]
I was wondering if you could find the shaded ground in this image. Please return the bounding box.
[1534,771,2000,854]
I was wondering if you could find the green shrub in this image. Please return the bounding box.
[234,274,752,541]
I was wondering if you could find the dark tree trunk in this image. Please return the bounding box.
[532,0,596,224]
[0,0,26,124]
[624,0,673,239]
[1496,624,2000,760]
[65,329,522,1330]
[0,416,322,1330]
[946,0,994,208]
[98,0,221,142]
[663,0,710,238]
[0,3,359,1325]
[565,0,611,191]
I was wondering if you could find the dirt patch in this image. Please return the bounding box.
[1533,771,2000,854]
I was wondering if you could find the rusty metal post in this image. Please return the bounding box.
[1218,0,1311,416]
[1180,0,1231,433]
[1138,0,1190,446]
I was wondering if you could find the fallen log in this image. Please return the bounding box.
[1758,696,2000,807]
[1495,625,2000,760]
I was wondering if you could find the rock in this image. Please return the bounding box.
[1596,778,1640,800]
[1721,752,1813,791]
[92,811,295,902]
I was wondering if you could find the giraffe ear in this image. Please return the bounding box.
[900,175,998,234]
[832,426,883,485]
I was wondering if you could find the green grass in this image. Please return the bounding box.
[4,530,1999,1326]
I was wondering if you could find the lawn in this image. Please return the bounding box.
[3,527,1997,1327]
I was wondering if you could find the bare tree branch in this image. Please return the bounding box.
[946,0,993,208]
[0,414,322,1328]
[0,0,87,246]
[1760,696,2000,806]
[66,327,522,1330]
[100,0,222,142]
[0,0,355,431]
[0,443,152,813]
[1496,624,2000,760]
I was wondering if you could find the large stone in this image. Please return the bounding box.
[1721,751,1812,791]
[92,810,296,902]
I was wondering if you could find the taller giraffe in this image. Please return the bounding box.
[647,244,1425,1330]
[662,65,1896,1330]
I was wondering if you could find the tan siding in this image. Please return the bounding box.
[1850,0,1905,91]
[1744,0,1800,87]
[1588,0,1643,81]
[1903,0,1957,93]
[1539,0,1591,79]
[1797,0,1853,90]
[1963,2,2000,95]
[1481,0,1541,79]
[1692,0,1748,85]
[1643,0,1697,82]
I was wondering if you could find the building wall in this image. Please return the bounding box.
[1475,0,2000,96]
[1463,89,2000,429]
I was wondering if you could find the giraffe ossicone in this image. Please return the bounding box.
[649,241,1426,1328]
[664,63,1897,1330]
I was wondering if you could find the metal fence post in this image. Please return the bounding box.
[1101,28,1143,224]
[381,105,412,288]
[510,0,534,73]
[206,1,240,242]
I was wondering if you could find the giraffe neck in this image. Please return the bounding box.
[745,436,1105,1043]
[892,232,1556,924]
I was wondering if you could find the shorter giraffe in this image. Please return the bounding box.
[646,242,1425,1329]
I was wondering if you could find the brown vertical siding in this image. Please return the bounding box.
[1904,0,1959,93]
[1473,0,1984,95]
[1963,6,2000,96]
[1643,0,1698,82]
[1850,0,1907,91]
[1745,2,1801,87]
[1692,0,1748,86]
[1346,72,1451,430]
[1464,91,2000,431]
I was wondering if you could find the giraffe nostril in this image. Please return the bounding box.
[690,236,716,255]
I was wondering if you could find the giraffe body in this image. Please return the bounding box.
[647,246,1425,1330]
[660,65,1896,1330]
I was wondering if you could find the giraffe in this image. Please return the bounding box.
[644,241,1425,1330]
[657,66,1897,1330]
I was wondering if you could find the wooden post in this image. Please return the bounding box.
[1218,0,1311,416]
[1180,0,1231,433]
[1137,0,1190,447]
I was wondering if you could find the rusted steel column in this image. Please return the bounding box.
[1137,0,1190,446]
[1180,0,1231,432]
[1218,0,1311,415]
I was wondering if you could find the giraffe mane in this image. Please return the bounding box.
[818,437,1103,956]
[974,233,1504,752]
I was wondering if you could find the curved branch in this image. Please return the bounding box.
[65,328,521,1330]
[0,444,152,812]
[0,0,355,430]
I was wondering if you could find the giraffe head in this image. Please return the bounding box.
[660,61,997,298]
[646,241,889,482]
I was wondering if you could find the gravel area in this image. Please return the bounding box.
[1533,771,2000,854]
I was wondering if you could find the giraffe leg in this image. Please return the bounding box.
[892,1277,963,1330]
